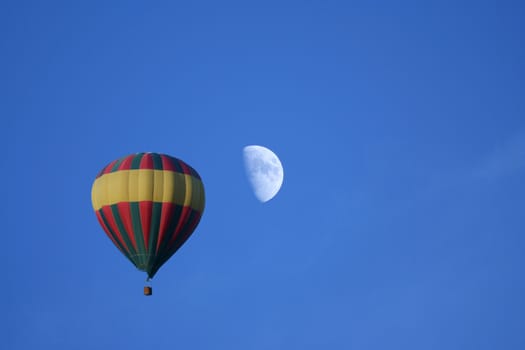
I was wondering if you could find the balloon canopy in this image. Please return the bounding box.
[91,152,205,279]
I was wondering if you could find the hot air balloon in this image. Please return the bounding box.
[91,153,205,296]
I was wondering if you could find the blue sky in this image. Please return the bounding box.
[3,1,525,349]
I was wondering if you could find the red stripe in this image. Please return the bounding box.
[155,202,176,254]
[96,211,125,255]
[178,210,201,245]
[99,159,119,177]
[179,161,191,175]
[185,212,201,236]
[118,154,134,171]
[117,202,137,251]
[140,153,153,170]
[98,154,197,175]
[165,206,192,248]
[101,206,130,256]
[163,210,201,261]
[161,155,177,172]
[140,201,152,251]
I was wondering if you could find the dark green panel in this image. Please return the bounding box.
[145,202,163,277]
[131,153,144,170]
[130,202,148,269]
[110,157,125,172]
[110,205,141,269]
[98,209,136,267]
[152,153,163,170]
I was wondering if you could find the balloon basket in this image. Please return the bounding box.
[144,286,152,296]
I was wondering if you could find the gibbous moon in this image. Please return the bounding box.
[243,145,284,202]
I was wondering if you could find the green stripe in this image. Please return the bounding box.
[149,173,192,276]
[111,157,125,172]
[152,209,201,277]
[172,157,183,173]
[146,202,163,277]
[152,153,163,170]
[110,205,140,267]
[169,210,200,258]
[98,209,135,267]
[156,169,186,252]
[158,204,182,253]
[131,153,144,170]
[130,202,148,269]
[149,172,204,274]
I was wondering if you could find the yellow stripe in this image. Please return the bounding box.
[91,169,205,212]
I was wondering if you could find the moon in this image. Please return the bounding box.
[243,145,284,202]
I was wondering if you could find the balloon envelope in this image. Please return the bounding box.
[91,153,205,279]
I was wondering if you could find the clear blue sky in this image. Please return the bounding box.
[3,1,525,349]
